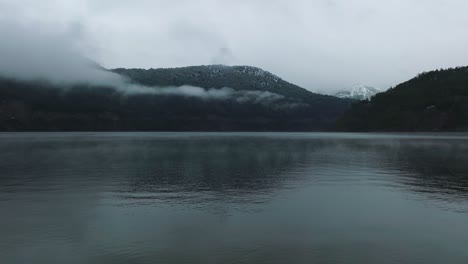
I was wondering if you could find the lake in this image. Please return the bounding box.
[0,132,467,264]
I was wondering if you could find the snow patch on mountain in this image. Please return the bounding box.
[335,85,380,100]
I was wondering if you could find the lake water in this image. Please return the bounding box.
[1,132,468,264]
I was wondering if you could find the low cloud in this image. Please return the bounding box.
[0,22,123,86]
[118,85,291,107]
[0,22,296,109]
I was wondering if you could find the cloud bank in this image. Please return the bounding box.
[0,22,292,108]
[4,0,467,93]
[4,0,468,92]
[0,22,124,86]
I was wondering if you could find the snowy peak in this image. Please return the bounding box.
[232,66,279,79]
[335,85,380,100]
[203,65,282,83]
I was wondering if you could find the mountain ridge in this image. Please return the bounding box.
[112,65,340,102]
[0,65,351,131]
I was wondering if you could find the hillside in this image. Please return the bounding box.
[112,65,346,109]
[113,65,309,97]
[0,65,350,131]
[337,67,468,131]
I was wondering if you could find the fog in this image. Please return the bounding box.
[124,85,289,107]
[0,22,123,86]
[2,0,468,93]
[0,23,292,107]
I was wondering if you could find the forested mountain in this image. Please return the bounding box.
[0,65,350,131]
[337,67,468,131]
[113,65,342,105]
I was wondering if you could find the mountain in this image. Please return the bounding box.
[0,65,351,131]
[337,67,468,131]
[113,65,330,102]
[335,85,380,100]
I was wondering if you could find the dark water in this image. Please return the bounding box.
[1,133,468,264]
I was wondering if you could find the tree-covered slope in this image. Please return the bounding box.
[113,65,311,98]
[112,65,347,115]
[338,67,468,131]
[0,65,350,131]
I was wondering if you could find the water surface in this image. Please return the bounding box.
[1,132,468,264]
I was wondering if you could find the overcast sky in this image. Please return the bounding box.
[1,0,468,93]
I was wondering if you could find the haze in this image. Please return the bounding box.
[1,0,468,93]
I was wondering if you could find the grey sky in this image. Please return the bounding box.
[1,0,468,93]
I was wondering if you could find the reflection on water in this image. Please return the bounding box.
[0,133,467,264]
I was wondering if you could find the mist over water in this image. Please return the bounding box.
[0,133,467,264]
